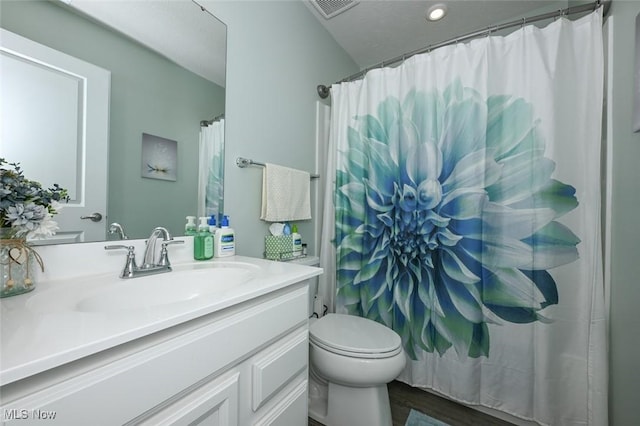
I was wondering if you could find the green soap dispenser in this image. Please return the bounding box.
[194,216,214,260]
[185,216,197,236]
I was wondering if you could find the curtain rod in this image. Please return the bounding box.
[200,113,224,127]
[236,157,320,179]
[317,0,610,99]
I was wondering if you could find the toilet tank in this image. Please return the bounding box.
[286,256,320,317]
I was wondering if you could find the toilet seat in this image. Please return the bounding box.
[310,314,402,359]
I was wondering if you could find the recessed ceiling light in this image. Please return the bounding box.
[426,4,447,22]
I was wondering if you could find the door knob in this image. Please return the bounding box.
[80,212,103,222]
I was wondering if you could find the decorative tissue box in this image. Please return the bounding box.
[265,235,295,260]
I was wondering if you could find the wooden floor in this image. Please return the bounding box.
[309,380,514,426]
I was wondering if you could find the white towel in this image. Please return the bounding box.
[260,163,311,222]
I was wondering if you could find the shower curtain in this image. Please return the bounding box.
[320,11,606,426]
[198,118,225,219]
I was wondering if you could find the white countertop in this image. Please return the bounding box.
[0,244,321,386]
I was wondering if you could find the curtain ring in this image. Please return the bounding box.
[521,17,526,28]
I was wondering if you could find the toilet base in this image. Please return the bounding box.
[308,370,328,420]
[308,375,392,426]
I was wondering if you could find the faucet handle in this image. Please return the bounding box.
[104,245,138,278]
[104,244,134,252]
[161,240,184,247]
[158,240,185,267]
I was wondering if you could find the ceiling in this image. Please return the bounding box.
[61,0,573,88]
[63,0,227,87]
[303,0,568,71]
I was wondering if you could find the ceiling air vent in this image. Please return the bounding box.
[311,0,359,19]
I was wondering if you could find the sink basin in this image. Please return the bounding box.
[26,261,259,314]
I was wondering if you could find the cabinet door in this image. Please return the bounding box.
[135,370,240,426]
[251,328,308,411]
[253,379,307,426]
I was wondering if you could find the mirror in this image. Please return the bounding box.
[0,0,226,243]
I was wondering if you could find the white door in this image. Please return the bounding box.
[1,28,110,243]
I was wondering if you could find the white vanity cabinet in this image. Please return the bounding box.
[0,282,310,425]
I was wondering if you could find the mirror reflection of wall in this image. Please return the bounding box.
[0,0,226,242]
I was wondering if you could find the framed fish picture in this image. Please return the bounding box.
[141,133,177,181]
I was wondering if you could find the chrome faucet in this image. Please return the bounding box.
[104,227,184,279]
[142,226,172,269]
[108,222,128,240]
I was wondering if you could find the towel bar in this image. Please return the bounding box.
[236,157,320,179]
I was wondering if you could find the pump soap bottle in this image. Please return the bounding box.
[291,224,303,257]
[208,215,217,235]
[214,215,235,257]
[185,216,197,236]
[194,217,214,260]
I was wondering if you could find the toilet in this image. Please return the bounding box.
[287,256,406,426]
[308,314,406,426]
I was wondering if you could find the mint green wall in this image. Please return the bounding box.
[607,2,640,424]
[0,0,225,239]
[204,1,358,257]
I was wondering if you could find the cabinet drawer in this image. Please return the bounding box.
[251,327,308,411]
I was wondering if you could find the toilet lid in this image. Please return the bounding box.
[310,314,402,358]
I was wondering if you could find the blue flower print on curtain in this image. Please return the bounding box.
[335,80,580,360]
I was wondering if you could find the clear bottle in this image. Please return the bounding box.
[208,215,217,235]
[194,216,214,260]
[214,215,235,257]
[184,216,197,236]
[208,216,217,255]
